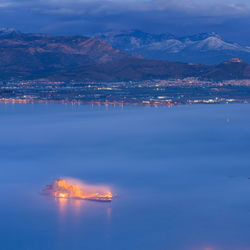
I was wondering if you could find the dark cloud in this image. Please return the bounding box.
[0,0,249,44]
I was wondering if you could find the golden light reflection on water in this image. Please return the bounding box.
[192,246,219,250]
[72,199,84,215]
[107,207,111,219]
[106,207,112,223]
[56,197,85,217]
[56,195,112,223]
[57,197,68,216]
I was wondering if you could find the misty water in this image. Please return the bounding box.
[0,103,250,250]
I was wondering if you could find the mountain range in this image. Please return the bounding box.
[0,28,250,81]
[96,30,250,65]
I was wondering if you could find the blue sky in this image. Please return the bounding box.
[0,0,250,44]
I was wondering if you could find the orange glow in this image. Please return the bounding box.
[58,193,67,198]
[57,196,67,215]
[44,179,113,202]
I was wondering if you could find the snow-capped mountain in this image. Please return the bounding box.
[187,36,246,51]
[96,30,250,64]
[96,30,175,50]
[0,28,22,38]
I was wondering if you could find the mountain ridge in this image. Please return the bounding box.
[96,30,250,65]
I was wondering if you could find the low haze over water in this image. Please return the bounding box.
[0,104,250,250]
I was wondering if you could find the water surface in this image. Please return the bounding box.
[0,104,250,250]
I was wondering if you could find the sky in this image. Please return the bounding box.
[0,0,250,44]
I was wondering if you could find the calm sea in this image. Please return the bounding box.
[0,104,250,250]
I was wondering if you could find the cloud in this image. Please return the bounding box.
[0,0,249,44]
[1,0,249,16]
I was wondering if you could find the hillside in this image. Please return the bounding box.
[49,58,250,81]
[0,28,129,79]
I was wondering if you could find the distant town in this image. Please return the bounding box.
[0,79,250,106]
